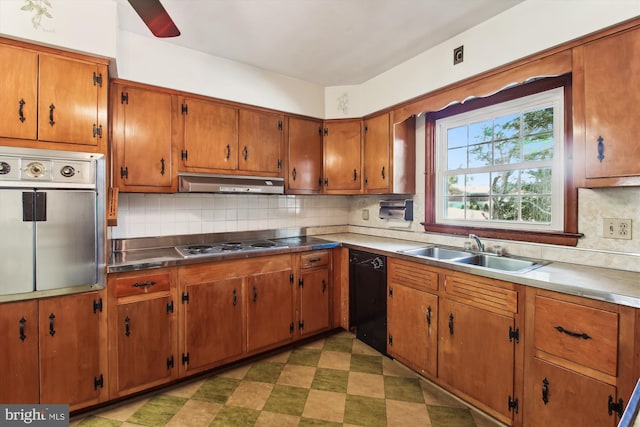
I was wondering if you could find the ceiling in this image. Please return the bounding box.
[116,0,524,86]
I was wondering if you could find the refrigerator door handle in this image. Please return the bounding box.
[22,192,34,222]
[34,192,47,222]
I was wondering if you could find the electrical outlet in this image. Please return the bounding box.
[362,209,369,220]
[453,45,464,65]
[603,218,632,240]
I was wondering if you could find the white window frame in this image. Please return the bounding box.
[435,87,565,231]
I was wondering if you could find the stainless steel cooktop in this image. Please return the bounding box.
[175,239,288,258]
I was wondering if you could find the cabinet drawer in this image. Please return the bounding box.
[115,272,171,298]
[388,258,438,292]
[444,274,517,315]
[300,251,329,269]
[534,295,618,376]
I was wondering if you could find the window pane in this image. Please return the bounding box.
[491,196,518,221]
[466,196,490,220]
[523,107,553,135]
[469,120,492,144]
[466,173,490,195]
[445,196,465,219]
[446,175,465,196]
[522,196,552,223]
[491,171,519,195]
[521,168,552,194]
[447,126,467,149]
[468,143,492,168]
[494,138,521,165]
[494,113,520,139]
[523,133,554,161]
[447,147,467,170]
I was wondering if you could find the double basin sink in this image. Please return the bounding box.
[398,246,548,274]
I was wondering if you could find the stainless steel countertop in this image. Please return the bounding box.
[107,229,640,308]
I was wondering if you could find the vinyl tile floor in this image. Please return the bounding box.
[71,331,506,427]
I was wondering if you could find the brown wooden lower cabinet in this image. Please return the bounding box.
[298,250,332,338]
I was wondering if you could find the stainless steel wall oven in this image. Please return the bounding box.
[0,146,105,297]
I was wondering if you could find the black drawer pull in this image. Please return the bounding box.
[49,313,56,336]
[554,326,591,340]
[308,257,321,263]
[19,317,26,341]
[133,281,156,288]
[125,316,131,336]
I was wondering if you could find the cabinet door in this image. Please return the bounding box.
[39,292,106,410]
[182,277,244,373]
[524,358,617,427]
[38,54,105,146]
[0,44,38,139]
[0,300,39,403]
[181,97,238,171]
[247,269,294,352]
[363,113,390,193]
[438,298,515,421]
[238,109,283,174]
[299,269,330,337]
[583,27,640,178]
[387,284,438,378]
[323,120,362,193]
[116,295,175,395]
[113,85,174,190]
[288,117,323,193]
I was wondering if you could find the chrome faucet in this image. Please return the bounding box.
[469,234,484,252]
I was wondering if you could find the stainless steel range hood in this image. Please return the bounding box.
[178,173,284,194]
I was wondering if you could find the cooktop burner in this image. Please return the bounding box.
[175,240,287,258]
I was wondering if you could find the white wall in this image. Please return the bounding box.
[326,0,640,118]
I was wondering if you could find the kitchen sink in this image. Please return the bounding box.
[399,246,473,260]
[453,253,546,273]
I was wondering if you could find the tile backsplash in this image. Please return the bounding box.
[109,193,350,239]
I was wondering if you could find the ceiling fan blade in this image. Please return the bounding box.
[127,0,181,38]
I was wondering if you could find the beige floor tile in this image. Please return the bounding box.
[165,378,206,399]
[300,338,325,350]
[386,399,431,427]
[302,389,346,423]
[227,380,274,410]
[346,371,385,398]
[420,379,466,408]
[218,363,252,380]
[318,350,352,371]
[254,411,300,426]
[277,364,316,388]
[351,339,380,356]
[165,399,222,427]
[382,357,419,378]
[88,396,149,422]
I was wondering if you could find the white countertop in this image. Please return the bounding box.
[318,233,640,308]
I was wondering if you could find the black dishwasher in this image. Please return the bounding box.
[349,249,387,355]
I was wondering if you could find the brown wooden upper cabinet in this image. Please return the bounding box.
[577,25,640,185]
[180,96,239,172]
[0,41,107,148]
[363,112,415,194]
[322,119,363,194]
[111,82,176,192]
[287,116,323,194]
[238,109,284,176]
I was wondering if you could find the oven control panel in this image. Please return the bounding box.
[0,149,96,188]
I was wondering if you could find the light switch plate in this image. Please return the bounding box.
[362,209,369,220]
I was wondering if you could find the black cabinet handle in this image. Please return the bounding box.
[542,377,549,404]
[554,326,591,340]
[233,288,237,306]
[49,313,56,336]
[292,168,297,181]
[597,136,605,162]
[322,279,327,294]
[225,144,231,160]
[125,316,131,337]
[19,317,26,341]
[243,146,248,161]
[253,285,258,302]
[353,169,357,181]
[160,158,165,176]
[48,104,55,126]
[448,313,454,335]
[381,166,385,180]
[426,306,432,326]
[133,281,156,288]
[18,98,25,123]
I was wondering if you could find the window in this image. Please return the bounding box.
[435,88,564,231]
[423,75,580,246]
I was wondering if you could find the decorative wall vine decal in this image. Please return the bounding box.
[336,93,349,115]
[21,0,53,30]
